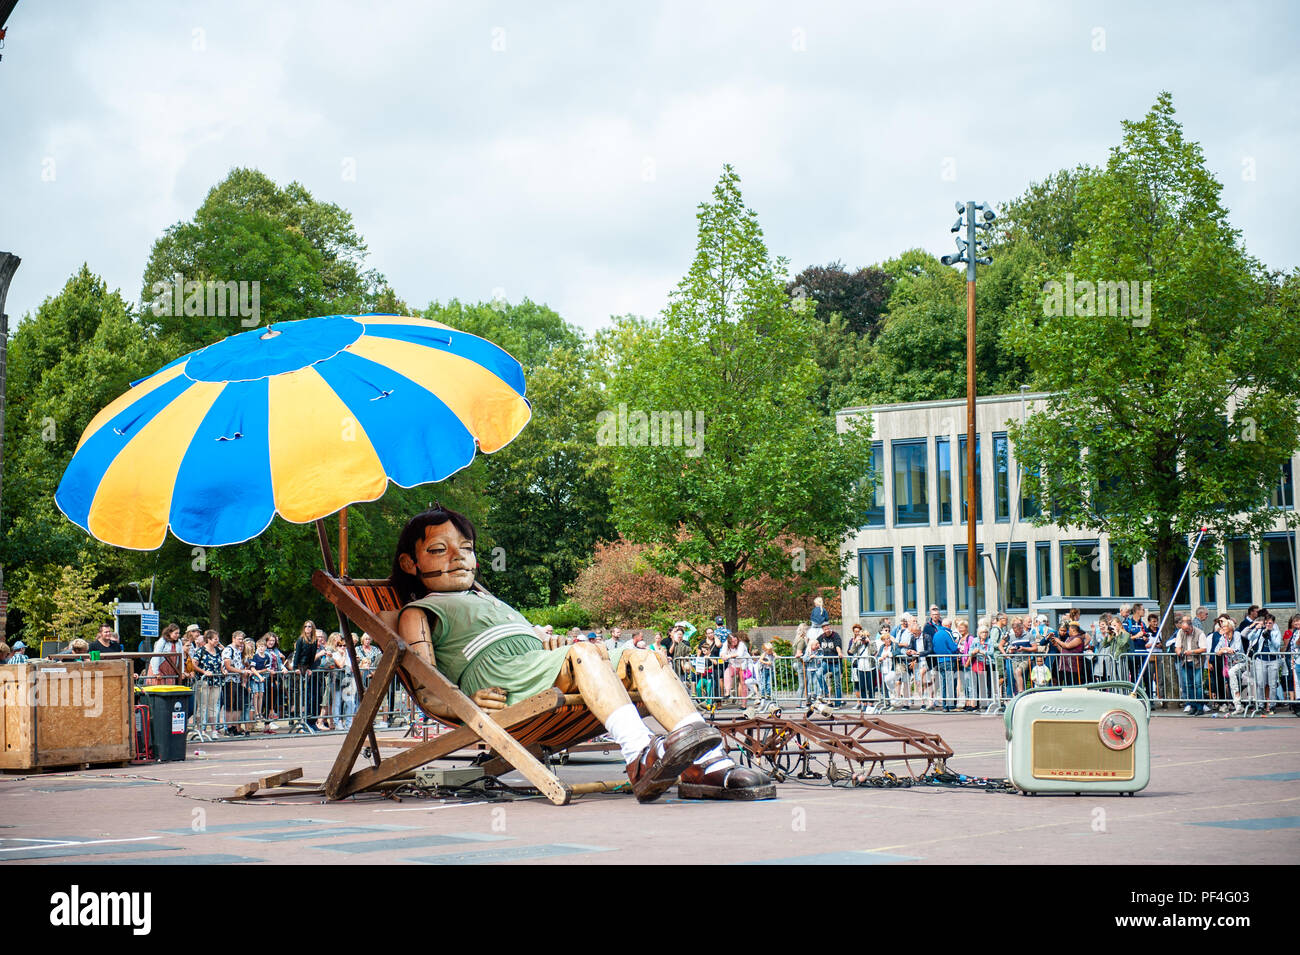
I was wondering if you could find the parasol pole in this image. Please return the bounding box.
[339,506,349,577]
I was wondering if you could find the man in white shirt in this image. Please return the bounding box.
[220,632,250,735]
[1174,614,1209,715]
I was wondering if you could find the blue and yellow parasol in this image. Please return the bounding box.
[55,314,530,550]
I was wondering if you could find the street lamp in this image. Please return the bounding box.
[940,202,995,645]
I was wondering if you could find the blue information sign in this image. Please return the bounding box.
[140,611,160,638]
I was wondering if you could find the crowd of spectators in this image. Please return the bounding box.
[179,620,397,741]
[531,600,1300,717]
[4,598,1296,733]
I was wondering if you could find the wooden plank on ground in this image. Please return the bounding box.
[232,766,304,799]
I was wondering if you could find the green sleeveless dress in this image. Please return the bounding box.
[403,590,569,704]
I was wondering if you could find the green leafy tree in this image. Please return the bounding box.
[48,564,114,644]
[2,268,174,633]
[607,165,874,631]
[865,248,1034,405]
[787,262,893,339]
[422,298,583,370]
[477,349,617,606]
[1005,93,1300,627]
[141,167,403,353]
[995,165,1100,267]
[422,299,613,608]
[864,249,968,403]
[15,563,113,646]
[136,168,410,633]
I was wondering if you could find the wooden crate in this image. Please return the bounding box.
[0,660,132,771]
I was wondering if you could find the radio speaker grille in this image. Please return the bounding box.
[1031,720,1134,781]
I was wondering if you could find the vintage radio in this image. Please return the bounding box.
[1004,681,1150,795]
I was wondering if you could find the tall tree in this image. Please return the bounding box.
[607,165,873,630]
[1005,93,1300,627]
[423,300,614,608]
[995,165,1100,267]
[422,298,583,370]
[787,262,893,339]
[861,249,970,403]
[141,167,403,352]
[136,169,408,633]
[2,267,173,636]
[785,263,893,416]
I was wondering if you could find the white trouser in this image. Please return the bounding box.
[1228,661,1253,704]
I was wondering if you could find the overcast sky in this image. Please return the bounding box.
[2,1,1296,334]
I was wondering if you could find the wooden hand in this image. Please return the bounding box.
[471,687,508,710]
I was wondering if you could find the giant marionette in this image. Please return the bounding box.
[391,505,775,801]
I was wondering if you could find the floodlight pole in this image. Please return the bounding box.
[964,202,978,643]
[940,203,993,642]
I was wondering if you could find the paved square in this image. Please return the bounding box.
[1,713,1296,865]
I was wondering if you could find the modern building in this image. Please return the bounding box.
[837,392,1299,629]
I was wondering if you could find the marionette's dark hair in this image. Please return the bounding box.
[389,505,478,604]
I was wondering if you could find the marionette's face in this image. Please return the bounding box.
[399,521,477,593]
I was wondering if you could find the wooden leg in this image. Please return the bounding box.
[479,745,545,778]
[324,643,405,799]
[335,605,380,768]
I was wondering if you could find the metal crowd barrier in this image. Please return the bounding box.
[672,651,1300,716]
[131,668,421,741]
[120,646,1296,736]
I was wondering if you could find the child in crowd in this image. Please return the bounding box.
[1031,655,1052,688]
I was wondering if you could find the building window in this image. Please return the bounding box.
[864,441,885,528]
[958,434,982,524]
[1111,557,1136,598]
[1035,542,1052,599]
[901,547,918,614]
[1198,559,1216,606]
[993,433,1011,522]
[1262,534,1296,606]
[892,440,929,526]
[1271,460,1294,509]
[1060,541,1102,598]
[1021,466,1042,520]
[936,437,952,525]
[1226,539,1252,607]
[954,545,987,613]
[996,543,1029,611]
[859,550,896,615]
[925,546,948,612]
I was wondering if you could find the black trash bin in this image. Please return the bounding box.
[138,686,194,761]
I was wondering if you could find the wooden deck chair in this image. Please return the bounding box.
[311,570,642,805]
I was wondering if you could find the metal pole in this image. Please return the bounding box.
[0,253,20,642]
[1130,527,1208,697]
[965,203,978,639]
